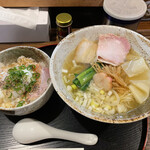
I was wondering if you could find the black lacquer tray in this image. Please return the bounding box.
[0,45,148,150]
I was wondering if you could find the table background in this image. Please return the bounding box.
[0,7,149,149]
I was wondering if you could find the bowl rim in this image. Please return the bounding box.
[50,25,150,124]
[0,46,52,111]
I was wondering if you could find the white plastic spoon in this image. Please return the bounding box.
[12,118,98,145]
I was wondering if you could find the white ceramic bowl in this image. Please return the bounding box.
[0,46,53,115]
[50,25,150,123]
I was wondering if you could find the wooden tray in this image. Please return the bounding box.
[0,45,148,150]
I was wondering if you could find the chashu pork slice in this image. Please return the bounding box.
[27,65,50,101]
[74,38,97,64]
[97,34,131,66]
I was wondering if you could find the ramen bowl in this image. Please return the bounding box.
[0,46,53,116]
[50,25,150,123]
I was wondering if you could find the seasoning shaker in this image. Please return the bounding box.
[56,13,72,40]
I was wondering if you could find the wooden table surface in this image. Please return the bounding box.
[0,21,150,150]
[0,0,103,7]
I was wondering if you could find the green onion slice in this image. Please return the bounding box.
[17,100,25,107]
[27,65,36,70]
[32,73,40,79]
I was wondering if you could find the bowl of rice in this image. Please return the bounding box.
[50,25,150,123]
[0,46,53,115]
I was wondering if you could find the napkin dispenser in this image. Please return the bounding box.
[0,8,50,43]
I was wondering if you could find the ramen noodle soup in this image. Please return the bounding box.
[0,56,50,108]
[62,34,150,115]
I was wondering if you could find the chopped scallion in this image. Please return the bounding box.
[27,65,36,70]
[8,93,12,98]
[17,100,25,107]
[3,64,40,97]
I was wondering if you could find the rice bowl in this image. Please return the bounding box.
[0,46,53,115]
